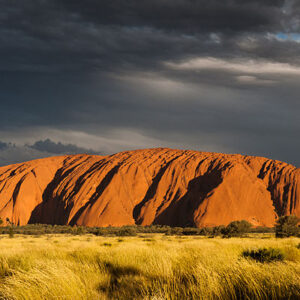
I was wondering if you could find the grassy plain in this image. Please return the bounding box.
[0,234,299,300]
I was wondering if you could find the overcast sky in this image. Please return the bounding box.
[0,0,299,166]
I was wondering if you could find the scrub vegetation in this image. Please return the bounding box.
[0,233,299,300]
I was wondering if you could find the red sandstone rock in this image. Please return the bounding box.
[0,148,298,227]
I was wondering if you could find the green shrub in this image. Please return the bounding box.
[222,220,252,238]
[199,227,213,236]
[116,227,137,236]
[170,227,184,235]
[75,226,86,235]
[212,225,226,236]
[250,226,274,233]
[8,227,14,239]
[275,215,300,238]
[242,247,285,263]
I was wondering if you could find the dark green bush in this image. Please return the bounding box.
[171,227,184,235]
[250,226,274,233]
[116,227,137,236]
[182,228,199,235]
[8,227,14,238]
[222,220,252,238]
[199,227,213,236]
[75,226,86,235]
[275,215,300,238]
[242,247,285,263]
[212,225,226,236]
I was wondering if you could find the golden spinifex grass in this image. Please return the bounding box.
[0,234,299,300]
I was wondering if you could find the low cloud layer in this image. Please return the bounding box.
[0,0,299,166]
[29,139,99,155]
[0,139,101,166]
[0,141,8,150]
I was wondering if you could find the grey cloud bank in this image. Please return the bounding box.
[0,0,299,166]
[0,139,101,166]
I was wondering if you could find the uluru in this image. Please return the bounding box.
[0,148,299,228]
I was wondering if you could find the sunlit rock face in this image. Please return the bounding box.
[0,148,298,227]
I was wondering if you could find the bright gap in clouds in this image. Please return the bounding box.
[276,33,300,42]
[166,57,300,75]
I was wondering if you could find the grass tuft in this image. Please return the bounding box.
[242,247,285,263]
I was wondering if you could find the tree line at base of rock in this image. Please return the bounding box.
[0,216,299,238]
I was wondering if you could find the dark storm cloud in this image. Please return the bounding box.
[0,139,101,166]
[58,0,284,32]
[1,0,287,33]
[29,139,100,155]
[0,141,8,150]
[0,0,299,166]
[1,0,299,73]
